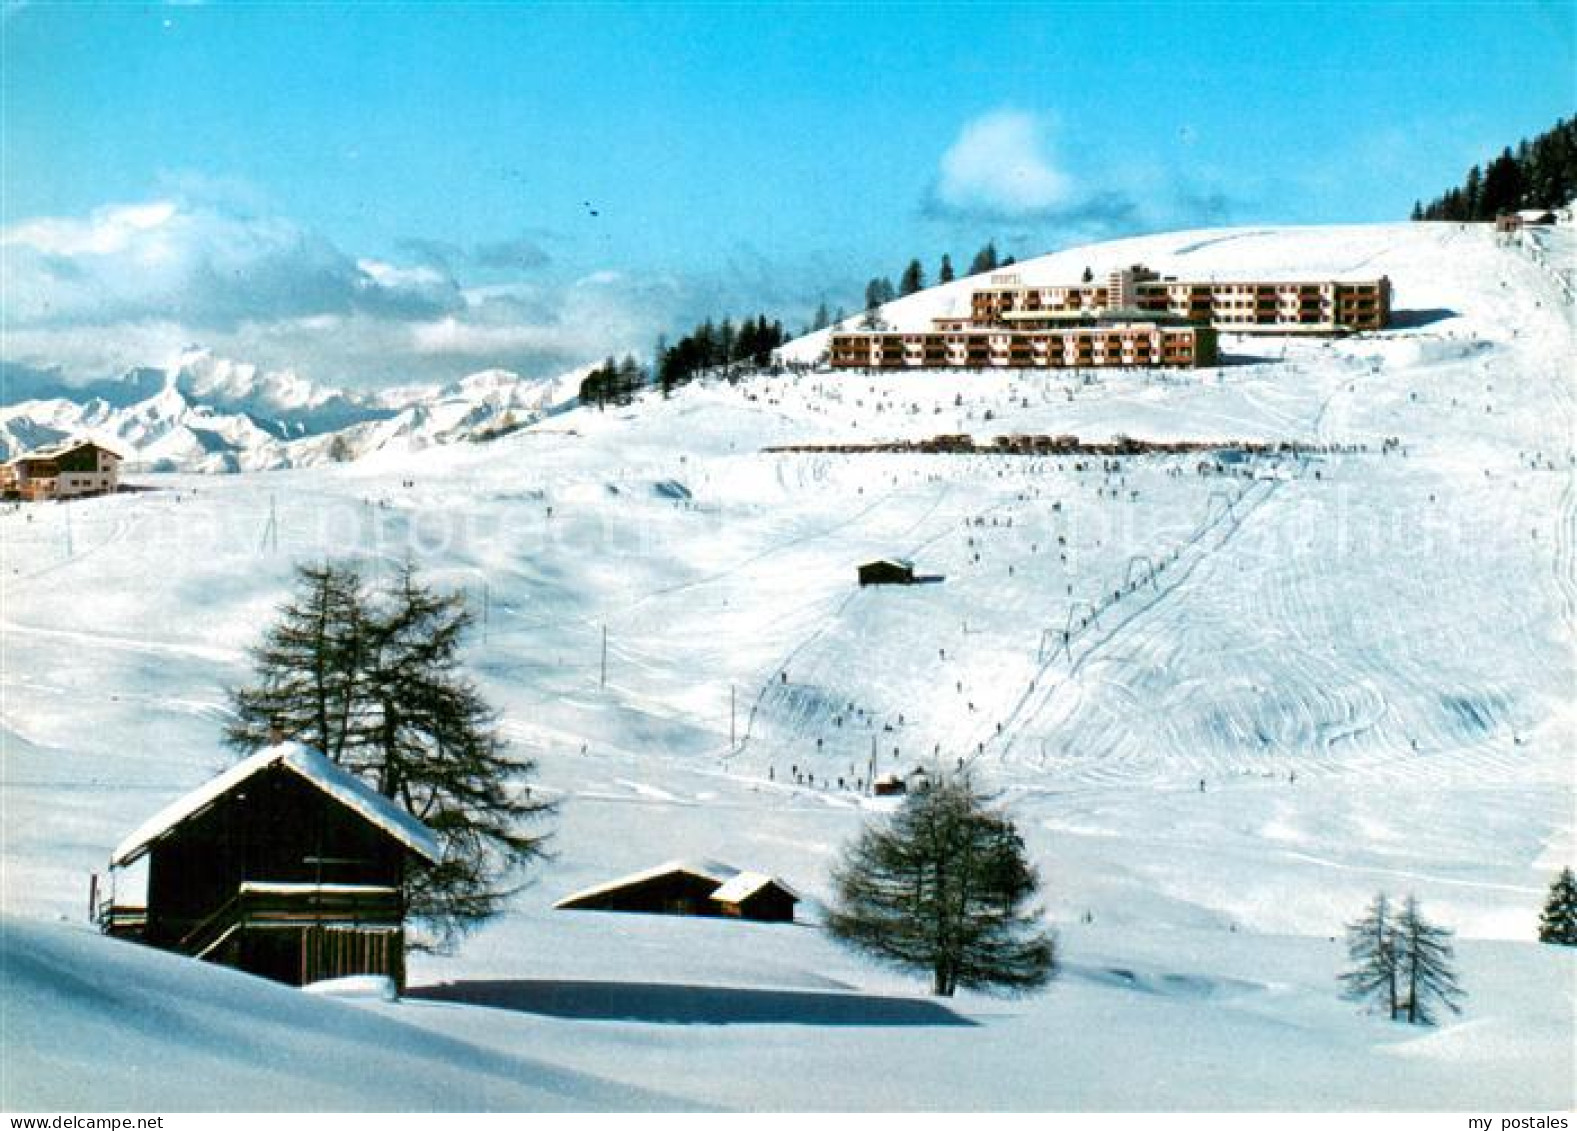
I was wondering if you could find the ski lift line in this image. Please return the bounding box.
[717,584,865,763]
[16,508,139,582]
[1553,471,1577,634]
[747,439,1283,769]
[727,466,1062,764]
[980,475,1283,765]
[1124,554,1160,593]
[720,480,960,762]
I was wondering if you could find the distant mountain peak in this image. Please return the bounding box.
[0,353,581,473]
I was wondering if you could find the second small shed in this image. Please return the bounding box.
[554,859,799,923]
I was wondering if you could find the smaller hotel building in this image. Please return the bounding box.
[0,439,122,501]
[829,264,1390,372]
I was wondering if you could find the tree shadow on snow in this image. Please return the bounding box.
[407,979,977,1027]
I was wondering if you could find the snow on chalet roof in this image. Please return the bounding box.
[709,871,799,905]
[553,858,799,909]
[8,437,124,464]
[110,742,442,867]
[554,858,737,908]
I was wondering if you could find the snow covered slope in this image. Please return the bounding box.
[0,348,580,472]
[0,916,688,1111]
[1,222,1572,1110]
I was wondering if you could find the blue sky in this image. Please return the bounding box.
[3,1,1573,388]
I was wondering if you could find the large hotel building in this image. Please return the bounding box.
[829,264,1391,371]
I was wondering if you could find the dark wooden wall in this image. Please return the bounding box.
[145,766,405,948]
[562,872,726,917]
[720,886,797,923]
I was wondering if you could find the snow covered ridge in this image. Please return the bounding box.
[0,347,583,473]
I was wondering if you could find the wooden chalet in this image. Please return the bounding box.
[872,773,908,797]
[873,767,933,797]
[99,741,442,989]
[858,558,915,586]
[554,859,799,923]
[1,438,122,501]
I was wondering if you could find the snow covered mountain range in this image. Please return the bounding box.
[0,348,581,472]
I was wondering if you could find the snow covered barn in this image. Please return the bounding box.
[100,741,441,989]
[555,860,799,923]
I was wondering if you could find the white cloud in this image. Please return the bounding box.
[356,258,450,290]
[4,201,178,257]
[2,200,469,336]
[410,317,553,357]
[1,200,858,391]
[935,109,1073,216]
[922,108,1256,242]
[409,271,689,367]
[0,200,698,388]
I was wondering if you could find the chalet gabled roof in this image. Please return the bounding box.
[6,437,124,466]
[553,858,739,909]
[110,742,442,867]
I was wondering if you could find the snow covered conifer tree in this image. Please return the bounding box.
[1340,892,1401,1019]
[229,560,553,950]
[1342,892,1465,1025]
[827,776,1056,996]
[226,561,367,761]
[1538,867,1577,945]
[354,563,554,947]
[1395,896,1464,1025]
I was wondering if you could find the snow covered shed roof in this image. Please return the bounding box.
[110,742,442,867]
[709,870,799,905]
[553,858,739,909]
[553,858,799,919]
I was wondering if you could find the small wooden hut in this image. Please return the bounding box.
[858,558,915,586]
[554,859,799,923]
[872,773,908,796]
[708,871,800,922]
[100,741,441,989]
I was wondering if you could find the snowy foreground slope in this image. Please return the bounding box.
[1,222,1573,1110]
[0,917,689,1111]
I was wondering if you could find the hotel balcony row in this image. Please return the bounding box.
[966,269,1390,332]
[828,325,1216,371]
